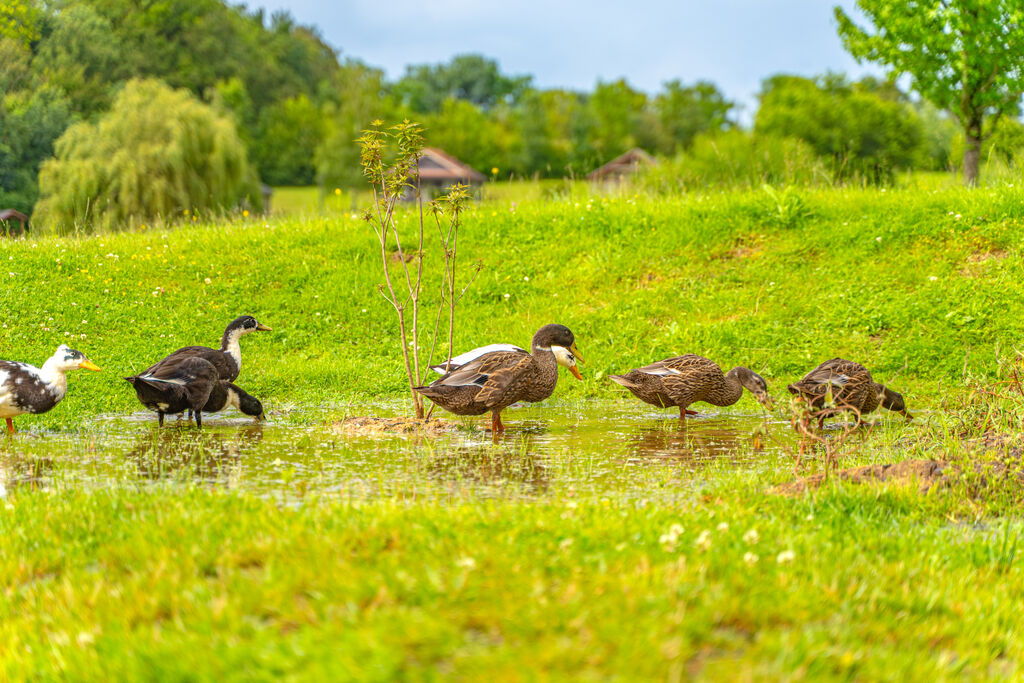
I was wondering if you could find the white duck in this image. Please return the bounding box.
[0,344,101,433]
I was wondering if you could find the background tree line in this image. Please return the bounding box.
[2,0,1023,230]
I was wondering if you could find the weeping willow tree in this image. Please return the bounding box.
[35,78,260,233]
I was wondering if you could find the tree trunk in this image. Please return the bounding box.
[963,121,982,187]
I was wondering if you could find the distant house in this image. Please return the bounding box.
[0,208,28,236]
[587,148,657,183]
[416,148,486,195]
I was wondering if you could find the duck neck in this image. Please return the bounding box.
[714,367,745,405]
[531,344,558,371]
[220,327,244,370]
[39,358,69,398]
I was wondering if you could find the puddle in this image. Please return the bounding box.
[0,401,907,502]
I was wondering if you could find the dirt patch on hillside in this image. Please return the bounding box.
[773,459,949,496]
[330,416,457,438]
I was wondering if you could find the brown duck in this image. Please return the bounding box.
[610,354,772,418]
[415,324,583,432]
[787,358,911,428]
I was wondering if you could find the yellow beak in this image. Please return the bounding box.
[256,322,272,331]
[570,342,584,364]
[78,359,102,372]
[569,365,583,381]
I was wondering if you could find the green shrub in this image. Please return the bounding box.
[635,130,827,193]
[34,78,260,233]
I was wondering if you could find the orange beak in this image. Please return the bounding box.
[78,359,101,372]
[569,365,583,381]
[256,322,272,331]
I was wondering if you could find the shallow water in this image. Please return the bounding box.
[0,400,907,502]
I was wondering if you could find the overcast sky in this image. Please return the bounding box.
[252,1,878,119]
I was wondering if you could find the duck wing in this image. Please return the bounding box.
[430,344,528,374]
[144,346,237,381]
[129,356,219,410]
[428,350,534,405]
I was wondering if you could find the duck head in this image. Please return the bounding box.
[227,385,266,421]
[879,385,912,420]
[50,344,101,373]
[728,366,772,410]
[532,324,584,380]
[229,315,272,334]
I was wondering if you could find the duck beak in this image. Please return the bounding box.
[78,359,101,371]
[900,410,914,421]
[256,322,272,332]
[569,365,583,381]
[758,393,774,410]
[570,342,584,364]
[256,412,266,422]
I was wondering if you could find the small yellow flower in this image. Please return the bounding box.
[242,210,249,217]
[491,167,499,175]
[334,188,342,196]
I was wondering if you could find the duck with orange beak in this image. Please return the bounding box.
[415,324,583,432]
[0,344,101,433]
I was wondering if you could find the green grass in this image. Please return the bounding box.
[3,183,1024,679]
[3,183,1024,428]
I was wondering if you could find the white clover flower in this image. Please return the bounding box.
[456,557,476,570]
[669,523,684,537]
[743,528,760,545]
[743,552,759,565]
[695,530,712,551]
[777,550,796,564]
[716,522,729,532]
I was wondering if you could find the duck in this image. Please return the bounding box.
[415,324,584,432]
[787,358,911,428]
[126,356,266,428]
[143,315,271,382]
[610,354,772,418]
[0,344,101,433]
[429,343,580,374]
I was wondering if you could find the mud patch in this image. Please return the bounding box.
[330,416,456,438]
[773,459,948,496]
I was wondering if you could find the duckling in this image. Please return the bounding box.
[0,344,101,433]
[415,324,584,432]
[610,354,772,418]
[143,315,271,382]
[787,358,911,428]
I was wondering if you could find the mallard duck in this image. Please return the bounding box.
[126,356,265,428]
[415,324,584,432]
[0,344,101,433]
[143,315,271,382]
[787,358,911,428]
[610,354,772,418]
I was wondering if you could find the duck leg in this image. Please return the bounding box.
[158,411,165,427]
[195,411,203,429]
[679,406,698,419]
[5,418,13,434]
[490,411,505,433]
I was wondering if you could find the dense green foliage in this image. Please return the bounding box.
[34,79,259,234]
[836,0,1024,185]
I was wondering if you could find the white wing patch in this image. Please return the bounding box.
[431,344,527,374]
[640,367,682,377]
[140,374,188,385]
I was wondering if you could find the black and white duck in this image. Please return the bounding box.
[415,324,583,432]
[126,356,265,428]
[0,344,101,433]
[143,315,271,382]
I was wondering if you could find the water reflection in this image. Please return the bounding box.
[0,454,56,495]
[623,421,765,463]
[425,436,549,493]
[125,425,264,485]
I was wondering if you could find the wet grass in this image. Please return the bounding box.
[2,184,1024,678]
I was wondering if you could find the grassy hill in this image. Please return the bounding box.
[2,184,1023,428]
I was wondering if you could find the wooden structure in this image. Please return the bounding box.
[586,148,657,183]
[416,148,486,194]
[0,209,28,236]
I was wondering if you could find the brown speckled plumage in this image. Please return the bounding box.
[415,324,581,432]
[787,358,910,425]
[610,354,771,417]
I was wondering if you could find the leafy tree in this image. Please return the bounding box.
[653,80,735,153]
[836,0,1024,186]
[252,94,324,186]
[424,98,504,175]
[0,85,73,214]
[587,79,648,158]
[34,4,123,115]
[0,0,43,50]
[35,79,259,233]
[392,54,531,113]
[755,74,924,183]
